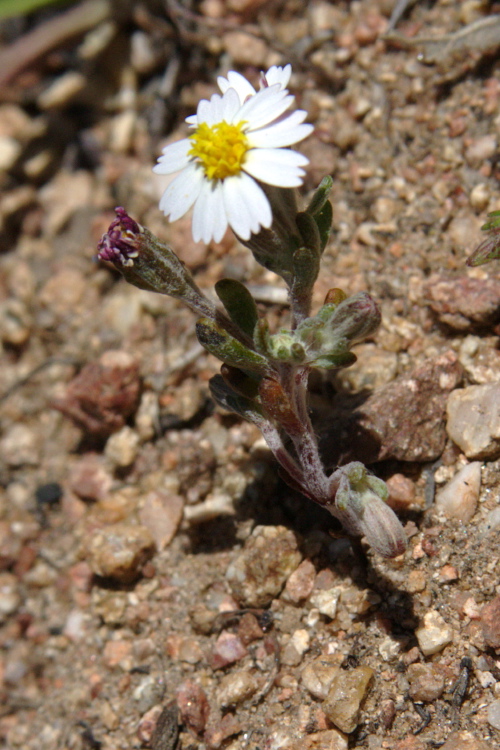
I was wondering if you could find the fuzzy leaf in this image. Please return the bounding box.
[291,245,321,303]
[196,318,268,372]
[215,279,259,338]
[311,352,357,369]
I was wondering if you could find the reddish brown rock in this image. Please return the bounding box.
[283,559,316,603]
[321,351,463,464]
[68,453,112,501]
[480,595,500,648]
[407,663,445,701]
[176,679,210,736]
[423,274,500,330]
[209,631,247,669]
[52,350,140,437]
[204,712,242,749]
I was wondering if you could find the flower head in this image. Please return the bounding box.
[153,67,313,244]
[97,207,141,267]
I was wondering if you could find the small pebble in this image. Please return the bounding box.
[209,631,247,669]
[69,454,113,502]
[216,670,259,707]
[0,424,40,467]
[309,587,341,620]
[480,595,500,648]
[407,663,445,701]
[386,473,417,510]
[138,491,183,551]
[133,675,165,714]
[447,383,500,459]
[0,573,21,621]
[470,183,490,211]
[415,610,453,656]
[322,666,374,733]
[0,136,21,170]
[87,522,155,582]
[225,525,302,607]
[465,134,497,166]
[487,699,500,730]
[105,426,140,467]
[301,655,341,700]
[303,728,348,750]
[176,679,210,736]
[281,629,310,666]
[37,71,86,109]
[137,705,163,745]
[435,462,481,522]
[283,559,316,603]
[103,639,133,669]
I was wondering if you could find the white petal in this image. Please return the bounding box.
[192,181,227,244]
[263,64,291,90]
[220,87,242,122]
[153,139,191,174]
[222,173,272,240]
[217,71,256,101]
[237,86,294,130]
[159,164,204,220]
[243,148,307,187]
[185,114,197,126]
[202,94,225,126]
[248,111,313,148]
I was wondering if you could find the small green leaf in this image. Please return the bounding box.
[215,279,259,338]
[311,352,357,369]
[196,318,269,372]
[296,212,321,255]
[306,176,333,216]
[314,199,333,253]
[253,318,272,356]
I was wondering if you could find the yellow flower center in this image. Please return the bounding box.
[188,121,249,181]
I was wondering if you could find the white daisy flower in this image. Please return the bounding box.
[153,69,313,244]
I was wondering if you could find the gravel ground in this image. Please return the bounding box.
[1,1,500,749]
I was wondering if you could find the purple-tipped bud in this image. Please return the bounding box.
[97,207,141,267]
[96,207,215,320]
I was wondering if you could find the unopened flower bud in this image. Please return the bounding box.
[328,462,407,558]
[322,291,381,345]
[97,207,212,318]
